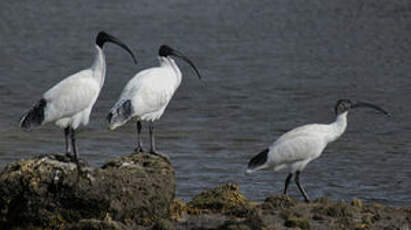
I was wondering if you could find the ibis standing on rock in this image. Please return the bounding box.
[246,99,390,202]
[107,45,202,154]
[19,31,137,162]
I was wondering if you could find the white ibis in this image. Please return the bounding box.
[246,99,390,202]
[107,45,201,154]
[19,31,137,162]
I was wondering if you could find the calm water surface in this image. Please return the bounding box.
[0,0,410,206]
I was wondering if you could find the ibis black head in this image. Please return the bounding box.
[334,98,390,116]
[334,99,353,115]
[95,31,137,64]
[158,45,202,80]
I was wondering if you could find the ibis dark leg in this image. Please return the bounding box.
[283,173,293,195]
[70,127,79,162]
[64,127,72,156]
[134,121,144,153]
[149,122,157,154]
[70,128,84,176]
[295,171,310,202]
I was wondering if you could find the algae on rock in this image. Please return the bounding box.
[187,183,249,216]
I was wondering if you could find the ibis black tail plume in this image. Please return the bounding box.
[107,99,133,130]
[19,99,47,130]
[247,148,269,173]
[107,100,132,123]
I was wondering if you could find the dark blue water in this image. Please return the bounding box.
[0,0,410,206]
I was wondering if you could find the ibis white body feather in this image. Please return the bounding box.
[41,46,106,129]
[247,112,348,174]
[108,56,182,129]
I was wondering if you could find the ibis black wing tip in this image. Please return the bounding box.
[247,148,269,170]
[18,99,46,131]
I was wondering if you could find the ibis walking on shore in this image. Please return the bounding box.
[19,31,137,162]
[107,45,201,154]
[246,99,390,202]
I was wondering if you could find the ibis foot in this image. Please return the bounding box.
[149,150,169,161]
[134,146,145,153]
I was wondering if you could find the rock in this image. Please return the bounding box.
[65,218,130,230]
[216,221,254,230]
[1,152,410,230]
[187,183,250,217]
[166,184,258,230]
[169,199,187,222]
[182,186,410,230]
[284,216,310,229]
[351,199,363,208]
[261,194,298,210]
[151,218,178,230]
[0,152,175,229]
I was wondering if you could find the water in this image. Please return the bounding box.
[0,0,410,206]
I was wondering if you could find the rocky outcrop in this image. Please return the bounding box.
[0,152,175,230]
[168,184,411,230]
[0,153,410,230]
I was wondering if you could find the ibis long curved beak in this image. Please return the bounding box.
[351,102,391,117]
[169,49,202,80]
[96,31,137,64]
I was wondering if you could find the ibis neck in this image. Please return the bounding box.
[158,56,182,83]
[327,111,348,143]
[91,45,106,88]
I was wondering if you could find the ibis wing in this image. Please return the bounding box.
[268,124,329,165]
[43,70,100,122]
[120,67,176,116]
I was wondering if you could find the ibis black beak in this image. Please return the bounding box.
[351,102,391,117]
[96,31,137,65]
[172,50,202,80]
[160,45,201,80]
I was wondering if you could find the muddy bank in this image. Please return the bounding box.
[0,154,409,230]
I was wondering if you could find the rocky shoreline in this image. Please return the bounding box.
[0,153,409,230]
